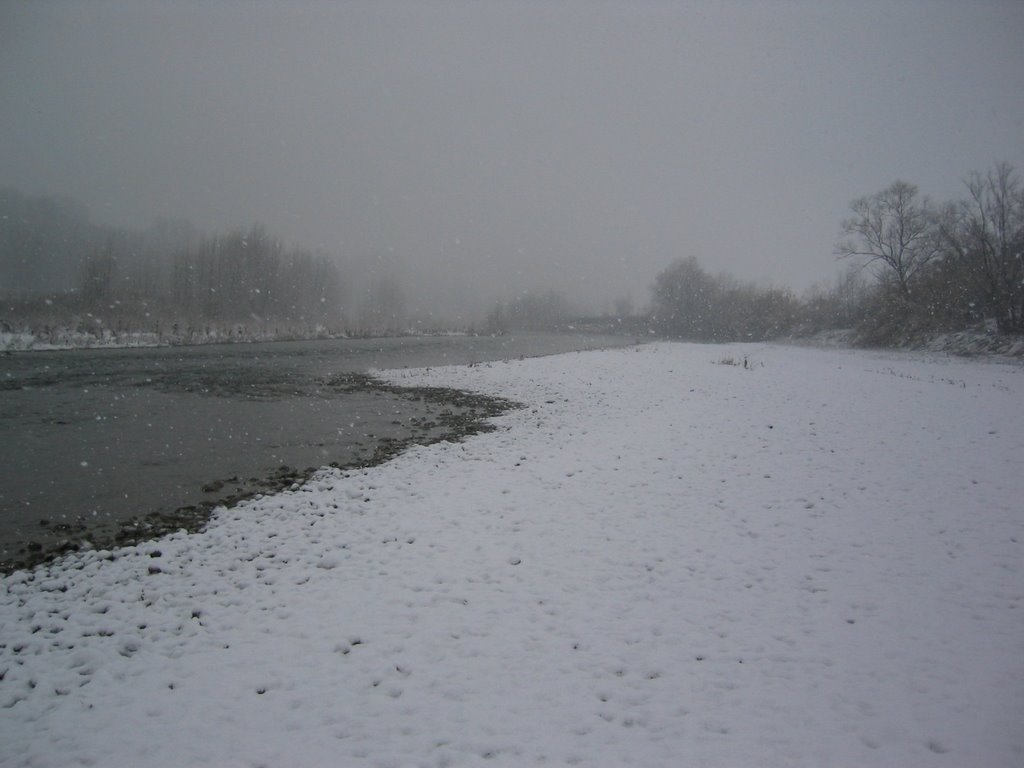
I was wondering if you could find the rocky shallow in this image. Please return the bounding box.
[2,373,517,574]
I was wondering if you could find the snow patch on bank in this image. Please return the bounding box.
[1,342,1022,767]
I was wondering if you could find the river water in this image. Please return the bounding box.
[0,333,633,568]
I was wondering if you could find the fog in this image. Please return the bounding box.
[2,0,1022,321]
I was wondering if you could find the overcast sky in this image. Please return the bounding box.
[2,0,1022,314]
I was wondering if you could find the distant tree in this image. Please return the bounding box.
[485,290,571,333]
[836,180,940,303]
[612,295,635,319]
[651,256,798,341]
[0,196,355,342]
[484,302,507,335]
[360,274,406,334]
[802,267,873,330]
[171,247,197,308]
[831,266,873,328]
[938,162,1024,333]
[278,249,344,324]
[729,284,799,340]
[79,242,118,301]
[650,257,719,339]
[911,252,981,330]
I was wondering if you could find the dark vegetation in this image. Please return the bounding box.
[0,189,407,344]
[651,162,1023,349]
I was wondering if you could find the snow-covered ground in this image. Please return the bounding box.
[2,342,1022,767]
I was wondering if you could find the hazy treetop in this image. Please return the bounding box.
[1,0,1021,312]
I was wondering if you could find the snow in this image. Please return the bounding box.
[2,342,1022,767]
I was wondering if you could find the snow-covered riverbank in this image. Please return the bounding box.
[2,342,1022,767]
[0,327,459,352]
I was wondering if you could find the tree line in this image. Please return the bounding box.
[835,162,1023,340]
[0,189,411,342]
[483,291,573,334]
[4,162,1022,348]
[651,162,1023,345]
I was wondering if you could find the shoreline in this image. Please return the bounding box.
[0,328,475,354]
[1,373,518,574]
[2,334,638,575]
[2,343,1021,765]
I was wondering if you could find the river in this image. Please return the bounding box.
[0,333,633,570]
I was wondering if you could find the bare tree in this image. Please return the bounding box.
[651,257,798,341]
[938,162,1024,333]
[492,290,571,332]
[79,242,118,302]
[360,274,406,334]
[836,180,940,302]
[651,256,719,339]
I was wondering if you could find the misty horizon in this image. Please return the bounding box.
[2,1,1023,320]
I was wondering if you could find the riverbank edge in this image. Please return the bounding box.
[0,372,520,575]
[0,328,473,353]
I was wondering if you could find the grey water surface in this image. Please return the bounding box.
[0,333,633,565]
